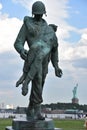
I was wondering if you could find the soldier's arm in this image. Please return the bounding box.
[51,38,62,77]
[51,37,59,69]
[14,23,27,54]
[14,23,28,60]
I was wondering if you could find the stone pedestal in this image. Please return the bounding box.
[72,98,79,104]
[5,117,62,130]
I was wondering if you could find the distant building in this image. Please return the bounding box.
[6,104,14,109]
[65,109,78,114]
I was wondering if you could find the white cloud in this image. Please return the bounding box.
[58,25,87,61]
[0,2,23,53]
[82,33,87,40]
[0,3,2,10]
[0,17,22,53]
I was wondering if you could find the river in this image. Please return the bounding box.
[0,112,82,119]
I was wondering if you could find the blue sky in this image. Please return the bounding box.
[0,0,87,108]
[1,0,28,19]
[67,0,87,28]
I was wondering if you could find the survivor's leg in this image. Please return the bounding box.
[16,57,29,87]
[22,76,31,96]
[22,54,43,96]
[21,63,38,96]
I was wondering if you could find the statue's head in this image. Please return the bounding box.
[32,1,46,15]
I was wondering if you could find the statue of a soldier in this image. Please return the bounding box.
[14,1,62,120]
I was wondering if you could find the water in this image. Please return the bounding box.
[0,112,79,119]
[0,113,26,119]
[45,113,77,119]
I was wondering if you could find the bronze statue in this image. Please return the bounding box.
[14,1,62,120]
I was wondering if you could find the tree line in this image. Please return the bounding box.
[41,102,87,112]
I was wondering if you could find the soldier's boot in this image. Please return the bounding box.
[26,105,34,120]
[34,105,45,120]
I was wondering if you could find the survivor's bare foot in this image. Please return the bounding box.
[16,75,25,87]
[16,80,22,87]
[22,82,28,96]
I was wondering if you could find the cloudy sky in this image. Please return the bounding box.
[0,0,87,108]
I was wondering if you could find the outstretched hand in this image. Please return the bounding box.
[55,67,63,78]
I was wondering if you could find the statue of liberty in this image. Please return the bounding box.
[72,84,78,98]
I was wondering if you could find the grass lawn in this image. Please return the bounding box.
[0,118,12,130]
[0,118,86,130]
[54,119,85,130]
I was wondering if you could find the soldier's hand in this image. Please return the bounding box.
[55,67,63,78]
[20,49,28,60]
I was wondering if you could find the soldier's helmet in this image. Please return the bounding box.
[32,1,46,15]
